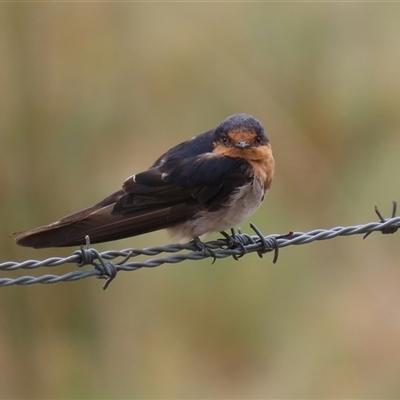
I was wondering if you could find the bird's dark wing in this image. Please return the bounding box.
[14,150,253,249]
[150,129,215,168]
[115,152,253,214]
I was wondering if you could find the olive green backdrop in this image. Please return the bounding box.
[1,3,400,398]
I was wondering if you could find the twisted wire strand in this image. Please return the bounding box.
[1,208,399,289]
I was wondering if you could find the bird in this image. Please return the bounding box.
[14,113,275,249]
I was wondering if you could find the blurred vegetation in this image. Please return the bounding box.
[1,3,400,398]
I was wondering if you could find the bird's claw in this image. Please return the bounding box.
[193,236,217,264]
[220,230,246,260]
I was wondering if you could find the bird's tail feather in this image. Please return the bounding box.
[13,192,195,248]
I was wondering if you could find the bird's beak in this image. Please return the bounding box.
[234,140,251,149]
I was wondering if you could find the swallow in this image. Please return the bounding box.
[14,113,275,249]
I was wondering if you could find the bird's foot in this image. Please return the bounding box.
[193,236,217,264]
[220,230,246,260]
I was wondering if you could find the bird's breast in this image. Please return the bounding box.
[245,144,275,190]
[213,143,275,189]
[167,175,267,242]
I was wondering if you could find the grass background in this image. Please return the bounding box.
[1,3,400,398]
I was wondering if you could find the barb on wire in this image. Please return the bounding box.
[1,202,399,289]
[363,200,398,238]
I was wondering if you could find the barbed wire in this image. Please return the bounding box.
[1,202,399,289]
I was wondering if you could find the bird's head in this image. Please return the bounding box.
[213,114,270,160]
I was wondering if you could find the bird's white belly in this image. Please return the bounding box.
[168,177,266,242]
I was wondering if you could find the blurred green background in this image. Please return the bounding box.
[1,3,400,398]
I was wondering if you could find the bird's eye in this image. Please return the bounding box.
[256,136,262,144]
[222,137,228,145]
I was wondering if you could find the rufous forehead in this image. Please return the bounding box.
[227,128,256,143]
